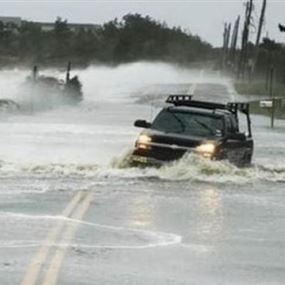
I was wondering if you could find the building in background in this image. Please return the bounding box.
[0,16,22,27]
[0,16,99,33]
[37,22,100,33]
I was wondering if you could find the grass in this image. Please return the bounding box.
[234,80,285,119]
[234,80,285,98]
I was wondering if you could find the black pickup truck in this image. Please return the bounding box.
[131,95,253,167]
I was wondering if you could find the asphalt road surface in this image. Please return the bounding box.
[0,64,285,285]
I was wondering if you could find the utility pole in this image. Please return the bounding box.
[263,38,275,91]
[252,0,267,75]
[222,23,228,68]
[225,23,231,68]
[32,65,38,82]
[238,0,253,79]
[269,67,275,128]
[222,23,227,68]
[66,61,71,83]
[222,23,231,69]
[255,0,267,47]
[230,16,240,71]
[30,65,38,114]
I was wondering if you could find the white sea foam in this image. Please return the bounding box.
[1,152,285,184]
[156,154,285,183]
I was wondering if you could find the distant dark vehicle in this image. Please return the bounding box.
[21,62,83,111]
[131,95,254,167]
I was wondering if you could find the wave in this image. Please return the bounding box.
[0,161,98,177]
[1,153,285,184]
[111,152,285,184]
[157,154,285,183]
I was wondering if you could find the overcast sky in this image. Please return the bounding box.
[1,0,285,47]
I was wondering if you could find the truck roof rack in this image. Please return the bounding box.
[227,102,250,115]
[166,95,193,105]
[165,94,252,138]
[166,95,249,115]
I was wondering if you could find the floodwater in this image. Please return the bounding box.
[0,62,285,285]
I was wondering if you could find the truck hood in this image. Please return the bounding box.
[143,129,222,149]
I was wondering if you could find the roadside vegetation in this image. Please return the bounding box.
[234,80,285,97]
[235,39,285,98]
[1,12,285,101]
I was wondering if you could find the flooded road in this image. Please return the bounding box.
[0,63,285,285]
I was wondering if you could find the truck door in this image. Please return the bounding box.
[223,115,249,165]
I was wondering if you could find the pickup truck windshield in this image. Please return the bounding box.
[152,109,224,137]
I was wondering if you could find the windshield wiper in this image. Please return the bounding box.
[193,118,215,135]
[169,112,185,133]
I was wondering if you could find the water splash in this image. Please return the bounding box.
[1,154,285,184]
[110,152,285,184]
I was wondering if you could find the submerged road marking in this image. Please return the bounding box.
[41,192,93,285]
[20,191,85,285]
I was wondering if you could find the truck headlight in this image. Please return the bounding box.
[196,142,216,157]
[136,134,151,149]
[137,134,151,144]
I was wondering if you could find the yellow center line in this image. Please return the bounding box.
[20,191,85,285]
[41,192,93,285]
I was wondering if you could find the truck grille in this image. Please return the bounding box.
[134,145,186,162]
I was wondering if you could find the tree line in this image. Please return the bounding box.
[0,14,213,67]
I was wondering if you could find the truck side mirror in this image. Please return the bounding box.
[134,120,151,128]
